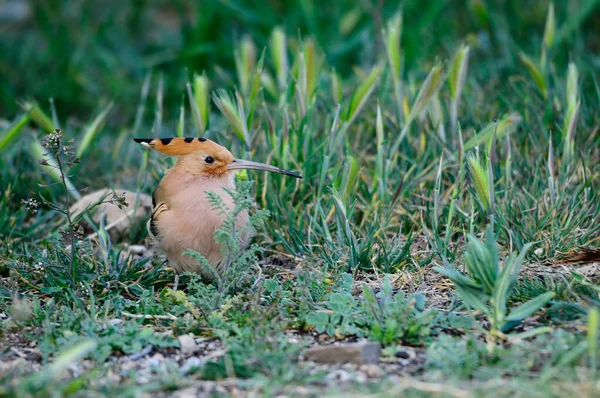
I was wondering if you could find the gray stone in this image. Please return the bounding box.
[69,189,152,239]
[177,334,200,355]
[180,356,203,375]
[304,341,381,365]
[361,363,384,378]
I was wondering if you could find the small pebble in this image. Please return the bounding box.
[180,356,203,374]
[395,350,410,359]
[361,364,384,378]
[178,334,200,355]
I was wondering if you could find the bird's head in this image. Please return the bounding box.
[134,137,302,179]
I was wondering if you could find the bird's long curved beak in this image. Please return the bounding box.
[228,159,302,179]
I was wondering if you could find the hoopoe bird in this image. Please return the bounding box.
[134,137,302,290]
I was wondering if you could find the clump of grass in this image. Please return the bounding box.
[382,8,403,123]
[391,64,444,153]
[234,35,257,99]
[305,274,437,345]
[519,3,556,98]
[213,89,250,149]
[76,102,114,158]
[435,225,555,346]
[187,73,210,136]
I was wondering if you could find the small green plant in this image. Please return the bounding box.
[363,275,437,345]
[305,274,436,345]
[184,178,270,301]
[435,225,555,343]
[40,314,177,363]
[28,129,128,287]
[202,303,306,383]
[5,339,98,397]
[426,329,586,381]
[305,291,363,337]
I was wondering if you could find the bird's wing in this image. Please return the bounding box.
[152,184,169,207]
[148,185,169,240]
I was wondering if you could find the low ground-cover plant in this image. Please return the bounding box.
[435,225,555,343]
[305,274,438,345]
[425,328,587,381]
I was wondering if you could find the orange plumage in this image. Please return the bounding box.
[134,137,302,289]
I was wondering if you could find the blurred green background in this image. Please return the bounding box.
[1,0,598,121]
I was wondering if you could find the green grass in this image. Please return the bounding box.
[1,0,600,396]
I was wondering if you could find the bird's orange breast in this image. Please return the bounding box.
[153,170,251,276]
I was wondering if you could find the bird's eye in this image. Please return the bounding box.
[205,156,214,164]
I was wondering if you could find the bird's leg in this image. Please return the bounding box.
[173,274,180,291]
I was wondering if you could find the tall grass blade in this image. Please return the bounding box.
[563,101,580,163]
[303,38,319,101]
[375,105,387,196]
[563,63,580,163]
[504,135,512,191]
[20,101,55,133]
[505,291,555,322]
[519,53,547,97]
[383,9,403,123]
[393,64,444,152]
[270,27,288,90]
[194,73,210,135]
[466,153,491,213]
[548,138,556,204]
[0,113,29,151]
[464,113,522,151]
[541,3,555,69]
[213,90,249,149]
[76,102,114,158]
[429,93,446,143]
[155,74,164,136]
[449,45,470,134]
[235,35,256,97]
[344,64,382,126]
[177,96,185,137]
